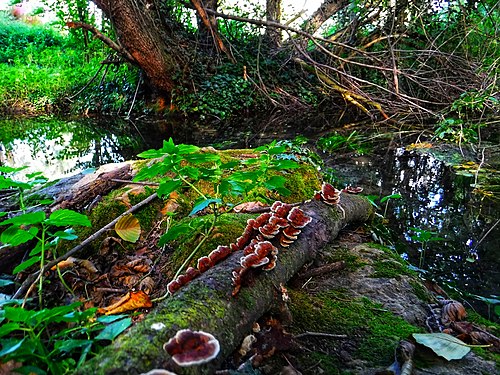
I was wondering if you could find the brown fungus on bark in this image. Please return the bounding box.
[163,329,220,367]
[315,182,342,205]
[287,206,313,228]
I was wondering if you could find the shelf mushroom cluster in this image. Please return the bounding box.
[167,201,312,296]
[163,329,220,367]
[231,202,312,295]
[314,182,342,205]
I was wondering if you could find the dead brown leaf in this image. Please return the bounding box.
[98,290,153,315]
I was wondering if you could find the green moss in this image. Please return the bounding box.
[323,246,365,271]
[288,290,421,369]
[409,280,433,303]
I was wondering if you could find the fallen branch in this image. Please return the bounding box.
[75,194,373,375]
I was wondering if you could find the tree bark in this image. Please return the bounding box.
[265,0,282,47]
[91,0,188,94]
[302,0,350,34]
[75,195,373,375]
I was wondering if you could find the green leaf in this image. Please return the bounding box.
[263,175,287,190]
[157,179,183,198]
[0,337,25,356]
[183,153,220,164]
[97,314,129,324]
[0,278,14,287]
[13,255,41,274]
[52,229,78,241]
[0,176,31,190]
[412,333,471,360]
[95,318,132,341]
[46,210,91,227]
[270,159,300,169]
[54,339,92,353]
[1,226,38,246]
[0,166,28,174]
[177,144,201,155]
[114,214,141,243]
[0,211,45,226]
[0,322,21,338]
[158,223,192,245]
[189,198,221,216]
[380,193,402,203]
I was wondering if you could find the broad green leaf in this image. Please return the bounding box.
[495,305,500,317]
[380,193,402,203]
[115,214,141,243]
[0,278,14,287]
[183,153,220,164]
[46,210,91,227]
[32,302,82,325]
[263,175,286,190]
[0,337,25,356]
[180,166,200,180]
[54,339,92,353]
[230,170,259,182]
[267,145,287,155]
[177,143,201,155]
[0,176,31,190]
[95,318,132,341]
[189,198,221,216]
[0,211,45,226]
[1,226,38,246]
[4,306,37,323]
[13,255,41,274]
[29,241,43,256]
[133,162,172,181]
[0,166,29,173]
[0,212,7,218]
[270,159,300,169]
[97,314,129,324]
[158,223,192,245]
[413,333,471,360]
[157,179,183,198]
[0,322,21,338]
[52,229,78,241]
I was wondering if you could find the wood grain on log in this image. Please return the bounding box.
[75,195,373,375]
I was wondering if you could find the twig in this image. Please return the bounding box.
[108,179,160,186]
[294,331,347,339]
[13,193,159,300]
[297,261,346,280]
[126,72,143,119]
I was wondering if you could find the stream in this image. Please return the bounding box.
[1,116,498,321]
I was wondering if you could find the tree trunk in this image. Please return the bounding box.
[91,0,188,94]
[302,0,350,34]
[75,195,373,375]
[265,0,282,47]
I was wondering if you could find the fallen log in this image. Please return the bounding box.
[75,194,373,375]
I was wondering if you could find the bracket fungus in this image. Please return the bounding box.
[163,329,220,367]
[167,199,312,296]
[314,182,342,205]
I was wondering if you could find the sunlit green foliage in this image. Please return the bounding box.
[0,301,131,374]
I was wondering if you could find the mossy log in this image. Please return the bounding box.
[75,195,373,375]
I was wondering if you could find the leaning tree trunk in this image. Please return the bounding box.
[75,195,373,375]
[91,0,188,94]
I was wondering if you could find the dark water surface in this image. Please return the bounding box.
[330,144,500,320]
[0,116,165,180]
[1,117,498,319]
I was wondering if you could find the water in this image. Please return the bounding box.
[0,116,165,180]
[329,144,500,320]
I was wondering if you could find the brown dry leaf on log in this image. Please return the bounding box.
[97,290,152,315]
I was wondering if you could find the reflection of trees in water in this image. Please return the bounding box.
[382,150,499,301]
[0,117,143,178]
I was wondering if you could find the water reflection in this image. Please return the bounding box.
[0,117,162,181]
[331,147,499,318]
